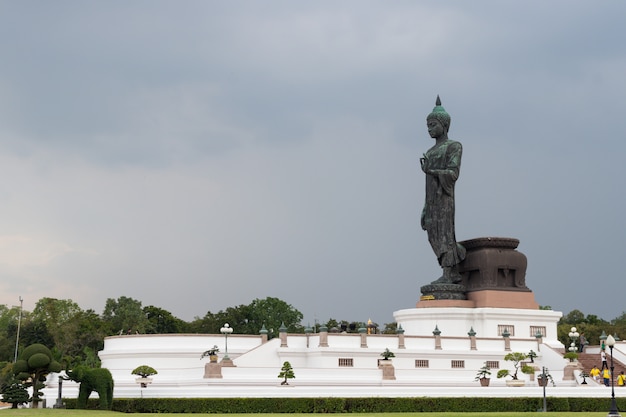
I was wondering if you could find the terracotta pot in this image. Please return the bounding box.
[479,377,490,387]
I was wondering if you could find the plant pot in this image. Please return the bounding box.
[209,354,218,363]
[506,379,526,387]
[135,377,153,388]
[479,377,490,387]
[537,377,548,387]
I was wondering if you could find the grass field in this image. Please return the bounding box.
[0,411,615,417]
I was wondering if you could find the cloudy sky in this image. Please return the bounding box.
[1,1,625,328]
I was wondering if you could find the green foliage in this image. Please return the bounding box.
[278,361,295,385]
[475,362,491,380]
[382,322,398,334]
[144,305,188,334]
[190,296,304,337]
[497,352,532,380]
[131,365,158,378]
[564,351,578,362]
[67,365,114,410]
[1,381,29,408]
[62,396,626,413]
[380,348,395,359]
[200,345,219,359]
[103,296,150,334]
[13,343,62,407]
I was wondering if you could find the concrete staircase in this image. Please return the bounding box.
[577,351,626,380]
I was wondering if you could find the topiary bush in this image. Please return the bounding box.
[66,365,114,410]
[13,343,62,408]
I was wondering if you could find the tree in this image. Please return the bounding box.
[496,352,533,380]
[560,309,585,325]
[144,306,187,334]
[1,381,29,408]
[278,361,295,385]
[102,296,150,334]
[190,297,303,337]
[382,322,398,334]
[30,298,83,359]
[13,343,62,408]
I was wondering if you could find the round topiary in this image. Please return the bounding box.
[20,343,51,360]
[12,360,28,374]
[28,353,51,369]
[49,361,62,373]
[131,365,158,378]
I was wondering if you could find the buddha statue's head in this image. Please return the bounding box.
[426,95,451,133]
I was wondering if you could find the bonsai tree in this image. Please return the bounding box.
[200,345,219,360]
[563,351,578,362]
[380,348,395,360]
[132,365,157,388]
[475,362,492,382]
[12,343,62,408]
[278,361,295,385]
[131,365,158,378]
[580,371,589,384]
[496,352,534,380]
[527,349,537,363]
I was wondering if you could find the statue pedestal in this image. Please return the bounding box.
[203,362,222,379]
[220,358,236,367]
[379,361,396,380]
[563,362,581,380]
[418,237,538,309]
[420,283,466,300]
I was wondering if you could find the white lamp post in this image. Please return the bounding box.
[606,335,621,417]
[220,323,233,359]
[13,296,23,363]
[568,326,579,353]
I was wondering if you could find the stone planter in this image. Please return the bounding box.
[378,360,396,380]
[506,379,525,387]
[135,377,153,388]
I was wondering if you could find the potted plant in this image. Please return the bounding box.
[131,365,157,388]
[527,349,537,363]
[580,371,589,385]
[537,369,555,387]
[475,362,492,387]
[380,348,395,361]
[496,352,534,386]
[563,352,578,362]
[200,345,220,363]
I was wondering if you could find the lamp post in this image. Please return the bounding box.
[568,326,579,353]
[220,323,233,360]
[13,296,23,363]
[606,335,621,417]
[541,366,548,412]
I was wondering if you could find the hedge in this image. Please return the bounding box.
[62,396,626,413]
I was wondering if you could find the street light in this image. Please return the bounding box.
[220,323,233,360]
[568,326,579,353]
[606,335,621,417]
[13,296,23,363]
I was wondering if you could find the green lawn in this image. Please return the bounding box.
[0,411,614,417]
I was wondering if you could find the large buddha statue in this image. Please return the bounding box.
[420,96,466,285]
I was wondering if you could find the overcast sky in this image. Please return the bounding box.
[1,1,625,328]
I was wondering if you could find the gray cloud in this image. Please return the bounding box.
[0,1,625,326]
